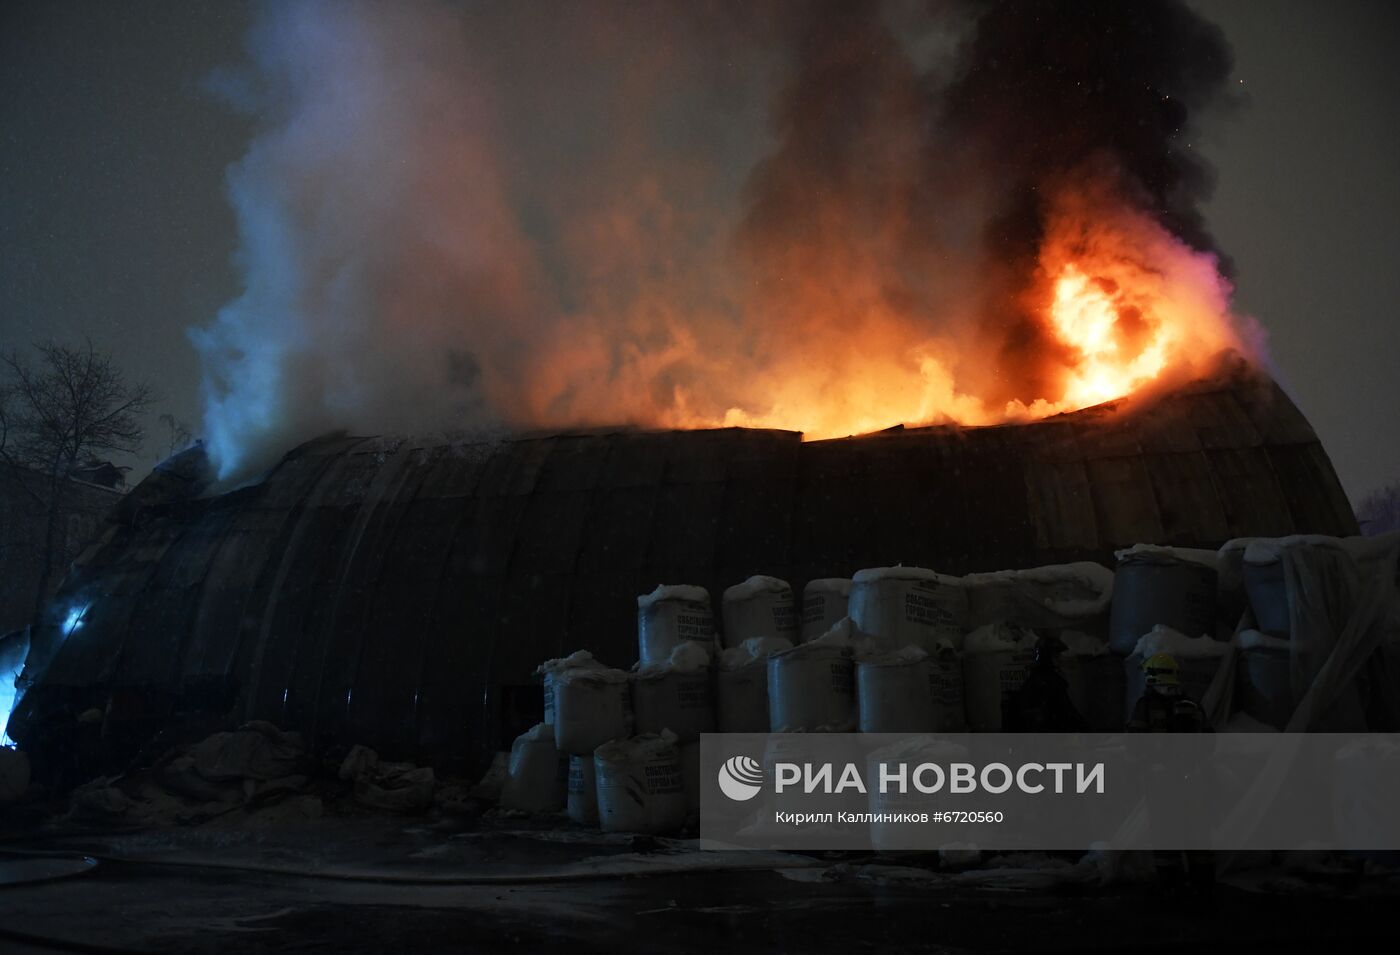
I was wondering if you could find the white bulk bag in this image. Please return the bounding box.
[927,646,967,731]
[1234,629,1294,730]
[1217,538,1259,626]
[800,578,852,643]
[716,637,791,733]
[500,723,566,813]
[857,648,934,734]
[1242,534,1399,640]
[963,563,1114,631]
[1109,545,1219,654]
[594,732,686,834]
[722,576,798,648]
[865,737,970,853]
[961,624,1037,732]
[637,584,715,666]
[566,754,598,825]
[762,734,807,780]
[632,642,715,742]
[767,620,856,732]
[1241,542,1290,636]
[553,665,632,756]
[849,566,967,652]
[535,650,605,725]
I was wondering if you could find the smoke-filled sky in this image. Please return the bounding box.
[2,0,1398,502]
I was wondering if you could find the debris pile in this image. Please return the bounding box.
[45,721,455,830]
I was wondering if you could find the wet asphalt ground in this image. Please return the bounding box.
[0,818,1396,953]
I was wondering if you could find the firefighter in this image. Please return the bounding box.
[1003,634,1089,732]
[1128,652,1214,894]
[1127,653,1208,733]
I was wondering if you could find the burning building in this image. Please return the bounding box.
[7,365,1356,775]
[8,1,1400,950]
[5,0,1375,806]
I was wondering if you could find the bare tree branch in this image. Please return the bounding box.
[1,340,155,623]
[158,413,194,458]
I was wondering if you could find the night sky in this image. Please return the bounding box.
[2,0,1398,504]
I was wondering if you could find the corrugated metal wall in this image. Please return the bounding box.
[10,374,1357,769]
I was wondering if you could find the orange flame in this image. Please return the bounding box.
[1050,265,1169,408]
[516,183,1257,441]
[1007,186,1254,421]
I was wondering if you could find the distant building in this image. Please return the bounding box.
[0,461,126,635]
[69,461,128,491]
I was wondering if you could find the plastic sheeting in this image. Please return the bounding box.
[1206,533,1400,859]
[1202,533,1400,731]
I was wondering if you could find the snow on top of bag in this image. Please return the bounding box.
[1244,532,1400,569]
[804,577,853,596]
[719,636,793,669]
[965,562,1114,618]
[1131,625,1227,658]
[515,722,553,744]
[1235,629,1291,652]
[1218,537,1259,557]
[595,729,678,763]
[722,575,791,602]
[807,616,856,647]
[534,650,604,675]
[963,623,1038,656]
[774,616,861,660]
[1216,538,1258,590]
[637,584,711,608]
[852,565,959,586]
[1243,535,1342,564]
[1115,543,1219,570]
[1018,561,1112,587]
[635,639,712,678]
[858,644,930,667]
[555,663,631,686]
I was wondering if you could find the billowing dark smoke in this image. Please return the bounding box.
[193,0,1253,482]
[941,0,1238,403]
[948,0,1234,251]
[735,0,1240,406]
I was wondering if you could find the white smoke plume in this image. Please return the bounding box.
[192,0,544,480]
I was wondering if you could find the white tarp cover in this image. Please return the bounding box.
[1203,532,1400,732]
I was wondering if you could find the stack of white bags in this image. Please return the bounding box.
[504,560,1129,832]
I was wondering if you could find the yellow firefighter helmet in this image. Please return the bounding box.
[1142,652,1181,687]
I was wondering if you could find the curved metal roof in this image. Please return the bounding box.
[11,371,1356,770]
